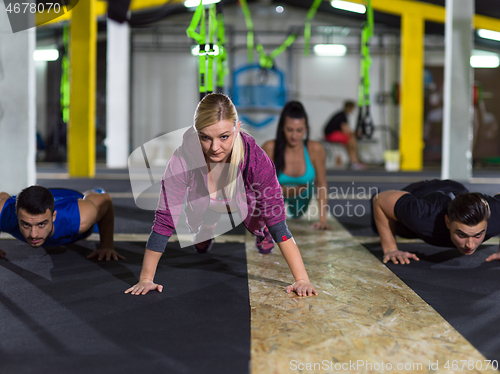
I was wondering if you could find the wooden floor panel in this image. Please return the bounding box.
[247,218,497,374]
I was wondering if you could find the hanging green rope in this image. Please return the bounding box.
[303,0,322,56]
[356,0,375,139]
[216,12,228,92]
[60,23,70,124]
[238,0,254,63]
[239,0,322,69]
[206,3,218,94]
[186,0,207,99]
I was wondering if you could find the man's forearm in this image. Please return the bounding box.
[373,200,399,254]
[97,198,115,249]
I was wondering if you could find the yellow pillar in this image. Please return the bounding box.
[68,0,97,177]
[399,12,425,171]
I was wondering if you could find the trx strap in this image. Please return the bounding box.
[356,0,375,139]
[187,1,226,99]
[186,0,207,100]
[60,23,70,124]
[303,0,322,56]
[239,0,254,63]
[239,0,323,69]
[216,7,228,93]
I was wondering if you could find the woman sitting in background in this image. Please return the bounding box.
[262,101,331,230]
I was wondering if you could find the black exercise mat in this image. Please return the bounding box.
[365,242,500,362]
[0,239,250,374]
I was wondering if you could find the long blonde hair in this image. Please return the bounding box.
[194,93,244,198]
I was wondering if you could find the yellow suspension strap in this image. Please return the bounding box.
[356,0,374,139]
[186,0,207,100]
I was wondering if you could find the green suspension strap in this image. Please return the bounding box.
[60,23,70,124]
[216,9,228,93]
[303,0,322,56]
[255,33,297,69]
[206,3,218,95]
[239,0,254,63]
[186,0,207,100]
[356,0,374,139]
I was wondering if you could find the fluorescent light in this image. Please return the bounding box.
[470,55,500,68]
[33,49,59,61]
[477,29,500,42]
[331,0,366,14]
[313,44,347,56]
[191,44,220,56]
[184,0,220,7]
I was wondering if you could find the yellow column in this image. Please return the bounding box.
[68,0,97,177]
[399,12,425,171]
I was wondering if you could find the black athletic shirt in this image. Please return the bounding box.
[324,111,347,136]
[393,179,500,247]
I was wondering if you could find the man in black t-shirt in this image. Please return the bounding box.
[372,179,500,264]
[324,101,365,170]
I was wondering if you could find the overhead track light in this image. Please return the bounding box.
[33,49,59,61]
[313,44,347,56]
[184,0,220,7]
[470,55,500,68]
[330,0,366,14]
[477,29,500,42]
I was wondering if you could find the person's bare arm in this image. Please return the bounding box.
[373,190,419,264]
[340,122,353,135]
[261,140,275,161]
[309,142,331,230]
[278,238,318,296]
[0,192,9,259]
[125,248,164,295]
[79,193,124,261]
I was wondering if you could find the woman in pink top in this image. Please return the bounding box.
[125,94,317,297]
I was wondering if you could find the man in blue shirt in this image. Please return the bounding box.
[0,185,124,261]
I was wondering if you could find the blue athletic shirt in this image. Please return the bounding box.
[277,144,316,186]
[0,188,92,246]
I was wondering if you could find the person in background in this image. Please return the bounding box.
[324,100,366,170]
[262,101,331,230]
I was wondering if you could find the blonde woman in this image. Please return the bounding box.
[125,94,317,297]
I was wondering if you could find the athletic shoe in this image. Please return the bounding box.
[255,226,274,254]
[193,224,216,253]
[194,239,214,254]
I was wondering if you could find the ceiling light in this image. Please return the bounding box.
[331,0,366,14]
[33,49,59,61]
[276,6,284,13]
[184,0,220,8]
[477,29,500,42]
[313,44,347,56]
[470,54,500,68]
